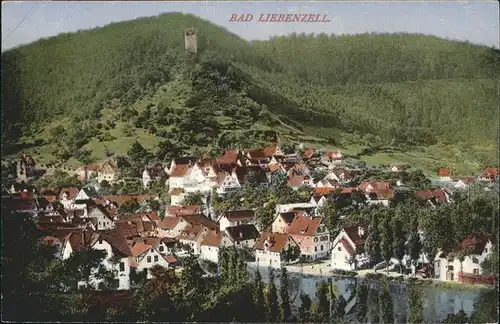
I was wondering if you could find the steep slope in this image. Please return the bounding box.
[1,13,499,174]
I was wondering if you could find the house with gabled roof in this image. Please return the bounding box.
[59,187,81,210]
[200,230,222,264]
[142,165,165,189]
[454,177,475,190]
[330,226,370,270]
[169,188,186,206]
[415,188,451,207]
[177,225,211,255]
[255,232,300,269]
[222,224,260,249]
[433,233,496,283]
[88,204,116,230]
[157,217,185,238]
[480,168,499,182]
[218,209,256,232]
[217,149,245,166]
[321,151,343,169]
[438,168,453,181]
[287,214,330,260]
[167,157,197,175]
[129,240,177,279]
[168,164,191,189]
[271,211,300,234]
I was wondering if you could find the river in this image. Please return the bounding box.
[247,264,480,323]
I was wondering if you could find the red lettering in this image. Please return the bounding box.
[229,14,238,22]
[300,14,308,22]
[307,14,316,22]
[270,14,278,22]
[285,14,293,22]
[258,14,267,22]
[277,14,286,22]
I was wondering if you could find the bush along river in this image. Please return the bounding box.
[248,264,480,323]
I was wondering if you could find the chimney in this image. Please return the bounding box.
[358,226,365,237]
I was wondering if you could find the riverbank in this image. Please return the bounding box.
[246,260,490,291]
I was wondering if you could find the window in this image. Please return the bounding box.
[338,246,341,251]
[147,256,151,263]
[314,237,318,243]
[159,246,164,252]
[314,246,317,252]
[150,249,154,253]
[321,245,324,251]
[119,262,125,272]
[154,255,159,262]
[485,248,488,253]
[473,269,479,275]
[472,257,479,264]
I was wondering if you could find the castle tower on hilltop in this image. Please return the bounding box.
[184,28,197,54]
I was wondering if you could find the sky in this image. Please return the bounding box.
[2,1,499,52]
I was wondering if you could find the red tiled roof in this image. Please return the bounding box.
[438,168,453,177]
[158,217,181,230]
[59,187,80,200]
[313,187,335,196]
[165,255,177,263]
[94,195,152,207]
[247,149,267,159]
[358,181,390,192]
[167,205,201,217]
[170,164,191,177]
[460,233,495,255]
[415,188,448,203]
[200,230,222,247]
[222,209,255,222]
[255,232,297,253]
[217,150,242,165]
[483,168,499,178]
[287,215,322,237]
[263,143,282,157]
[180,214,217,231]
[288,174,307,188]
[302,148,315,159]
[137,212,161,222]
[130,242,151,257]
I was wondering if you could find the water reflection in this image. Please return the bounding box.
[248,264,478,323]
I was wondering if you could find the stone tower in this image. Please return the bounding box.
[184,28,197,54]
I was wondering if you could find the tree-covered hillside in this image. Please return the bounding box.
[2,13,499,173]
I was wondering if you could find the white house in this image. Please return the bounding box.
[331,226,370,271]
[433,234,495,282]
[218,209,256,232]
[169,188,186,206]
[60,230,133,291]
[87,205,116,230]
[168,164,191,189]
[255,232,300,269]
[200,230,222,264]
[129,241,177,279]
[454,178,474,190]
[58,187,80,210]
[157,217,187,238]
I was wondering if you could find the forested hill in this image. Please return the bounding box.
[2,13,499,171]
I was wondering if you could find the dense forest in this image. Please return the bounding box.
[2,13,499,168]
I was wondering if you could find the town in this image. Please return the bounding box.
[3,142,498,293]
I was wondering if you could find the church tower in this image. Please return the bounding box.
[184,28,197,54]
